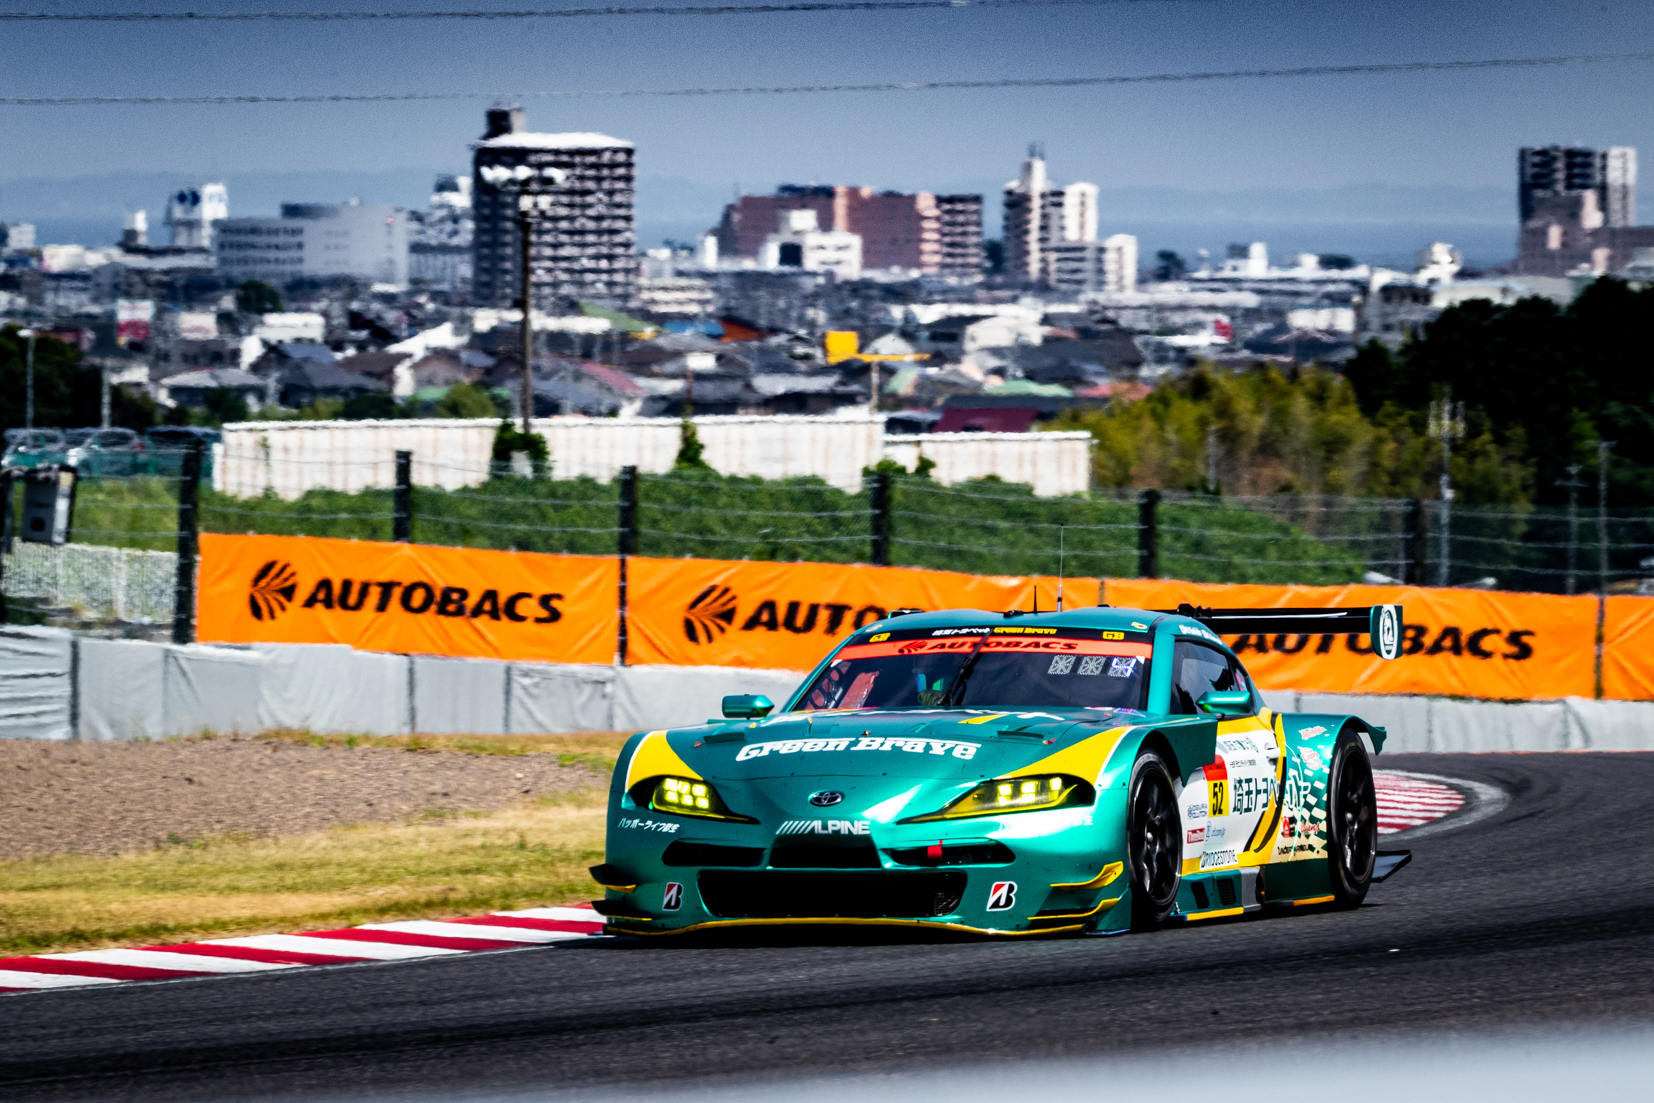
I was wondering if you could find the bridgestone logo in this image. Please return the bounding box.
[736,737,979,761]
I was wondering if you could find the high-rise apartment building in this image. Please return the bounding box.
[166,183,228,249]
[471,107,635,308]
[216,201,410,285]
[1002,149,1100,284]
[713,185,982,277]
[1519,146,1636,227]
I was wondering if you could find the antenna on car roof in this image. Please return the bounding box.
[1057,525,1065,612]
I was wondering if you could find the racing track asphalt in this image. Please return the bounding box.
[4,752,1651,1102]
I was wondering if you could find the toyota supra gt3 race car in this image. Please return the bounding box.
[591,601,1411,937]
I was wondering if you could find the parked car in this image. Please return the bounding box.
[2,428,68,470]
[61,427,145,476]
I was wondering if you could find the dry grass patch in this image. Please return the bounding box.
[247,729,633,772]
[0,791,608,957]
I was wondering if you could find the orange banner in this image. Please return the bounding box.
[626,557,1099,671]
[197,533,618,664]
[1603,596,1654,701]
[1104,579,1599,700]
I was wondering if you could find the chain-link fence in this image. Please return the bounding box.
[8,451,1654,630]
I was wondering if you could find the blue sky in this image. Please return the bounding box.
[3,0,1653,266]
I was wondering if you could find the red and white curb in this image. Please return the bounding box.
[0,777,1470,995]
[1375,770,1465,834]
[0,904,604,995]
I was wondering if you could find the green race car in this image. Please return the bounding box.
[591,601,1409,937]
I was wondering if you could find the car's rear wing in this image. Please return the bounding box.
[1159,603,1404,661]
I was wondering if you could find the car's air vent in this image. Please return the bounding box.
[698,871,967,918]
[1215,877,1237,908]
[662,841,764,867]
[885,841,1015,867]
[1190,881,1210,910]
[769,839,882,869]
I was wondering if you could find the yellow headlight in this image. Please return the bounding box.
[644,776,755,822]
[901,774,1092,823]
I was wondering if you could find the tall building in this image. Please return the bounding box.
[757,208,861,279]
[166,183,228,249]
[470,107,636,308]
[935,194,984,279]
[1519,146,1636,227]
[1047,233,1138,294]
[216,201,410,285]
[1002,148,1100,283]
[410,173,474,290]
[713,184,981,276]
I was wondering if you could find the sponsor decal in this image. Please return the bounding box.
[1299,725,1327,738]
[662,882,684,911]
[617,817,680,834]
[295,577,564,623]
[867,632,890,643]
[837,637,1151,662]
[1186,827,1206,844]
[683,585,738,644]
[1130,622,1148,630]
[809,790,845,807]
[776,819,870,835]
[1228,625,1537,662]
[987,881,1017,911]
[1107,657,1139,678]
[1199,849,1238,870]
[1101,630,1125,640]
[736,736,980,761]
[1177,623,1223,643]
[933,627,994,636]
[1186,801,1208,820]
[1229,776,1268,815]
[1300,748,1324,771]
[1205,758,1230,817]
[1205,825,1227,841]
[1374,604,1401,661]
[993,626,1057,635]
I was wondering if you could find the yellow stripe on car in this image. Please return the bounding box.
[1051,861,1123,890]
[624,730,702,791]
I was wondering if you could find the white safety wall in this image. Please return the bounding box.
[17,635,1654,747]
[217,414,886,498]
[0,626,72,740]
[882,432,1093,497]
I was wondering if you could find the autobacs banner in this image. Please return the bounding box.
[1103,578,1599,700]
[196,533,619,664]
[625,557,1099,672]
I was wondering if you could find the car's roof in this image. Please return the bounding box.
[872,606,1198,634]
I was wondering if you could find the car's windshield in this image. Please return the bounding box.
[794,626,1150,711]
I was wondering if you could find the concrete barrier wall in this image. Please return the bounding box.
[12,631,1653,749]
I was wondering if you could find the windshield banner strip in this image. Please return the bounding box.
[835,638,1153,661]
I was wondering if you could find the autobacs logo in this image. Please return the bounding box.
[286,575,564,624]
[681,585,892,645]
[248,560,299,621]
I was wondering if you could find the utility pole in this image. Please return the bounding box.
[19,328,36,430]
[517,207,535,435]
[1205,423,1218,493]
[1558,464,1585,595]
[1427,395,1465,587]
[1599,440,1616,595]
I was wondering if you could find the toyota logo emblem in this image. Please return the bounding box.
[809,790,844,807]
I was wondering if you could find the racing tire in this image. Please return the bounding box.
[1325,728,1377,908]
[1126,750,1182,930]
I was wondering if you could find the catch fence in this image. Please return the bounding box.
[5,444,1653,632]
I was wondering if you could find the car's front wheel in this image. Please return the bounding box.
[1325,728,1377,908]
[1127,749,1182,930]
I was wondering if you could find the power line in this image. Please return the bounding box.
[3,50,1651,106]
[0,0,1209,22]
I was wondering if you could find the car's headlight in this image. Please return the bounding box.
[900,775,1094,823]
[638,775,757,823]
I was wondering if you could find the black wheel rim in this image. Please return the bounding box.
[1335,747,1376,882]
[1130,767,1180,906]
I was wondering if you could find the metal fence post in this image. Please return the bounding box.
[870,472,892,566]
[171,440,203,645]
[393,450,413,543]
[0,470,11,625]
[617,466,638,666]
[1137,489,1160,579]
[1402,498,1424,586]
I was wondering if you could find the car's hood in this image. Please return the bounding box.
[664,706,1150,782]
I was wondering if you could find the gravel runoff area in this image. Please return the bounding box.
[0,736,608,859]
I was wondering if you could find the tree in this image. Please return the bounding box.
[235,280,283,315]
[490,419,549,477]
[434,382,497,419]
[0,326,158,429]
[982,239,1004,275]
[674,417,711,470]
[1155,250,1187,281]
[341,392,400,420]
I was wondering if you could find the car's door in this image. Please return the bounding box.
[1170,640,1276,875]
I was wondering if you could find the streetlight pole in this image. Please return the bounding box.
[1559,464,1585,595]
[1427,395,1465,587]
[478,161,567,437]
[19,328,36,430]
[1599,440,1617,595]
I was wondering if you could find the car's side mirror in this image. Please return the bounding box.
[722,694,775,719]
[1196,689,1253,718]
